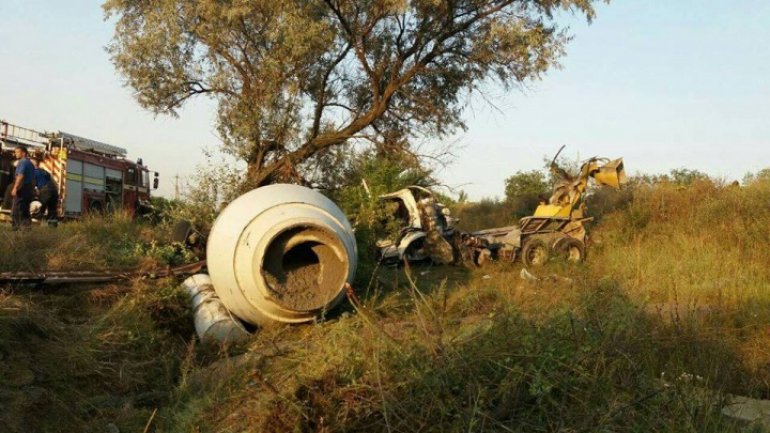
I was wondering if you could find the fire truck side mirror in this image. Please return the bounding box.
[153,172,159,190]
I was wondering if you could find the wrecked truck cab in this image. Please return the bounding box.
[376,186,456,265]
[378,186,426,231]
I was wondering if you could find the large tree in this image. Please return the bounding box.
[105,0,601,186]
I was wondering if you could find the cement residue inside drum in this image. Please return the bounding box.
[262,226,348,311]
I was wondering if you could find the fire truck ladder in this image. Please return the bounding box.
[0,121,48,150]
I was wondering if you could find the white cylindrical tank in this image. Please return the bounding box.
[206,184,357,326]
[181,274,250,343]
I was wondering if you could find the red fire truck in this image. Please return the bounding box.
[0,120,158,219]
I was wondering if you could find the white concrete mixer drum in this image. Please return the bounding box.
[206,184,357,326]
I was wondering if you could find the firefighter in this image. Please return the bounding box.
[31,158,59,222]
[11,145,35,230]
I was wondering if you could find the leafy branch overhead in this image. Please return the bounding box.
[105,0,600,186]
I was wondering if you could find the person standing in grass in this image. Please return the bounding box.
[31,157,58,223]
[11,145,35,230]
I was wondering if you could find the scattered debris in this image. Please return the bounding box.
[722,395,770,427]
[520,268,539,282]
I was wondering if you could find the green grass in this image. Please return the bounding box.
[3,179,770,432]
[0,212,200,273]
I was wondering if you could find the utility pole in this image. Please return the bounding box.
[174,174,180,201]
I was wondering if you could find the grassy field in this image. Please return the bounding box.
[1,179,770,432]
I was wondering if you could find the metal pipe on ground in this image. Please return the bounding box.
[182,274,250,344]
[206,184,357,327]
[0,261,207,285]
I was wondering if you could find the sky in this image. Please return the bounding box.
[1,1,769,200]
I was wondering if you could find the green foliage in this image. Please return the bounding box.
[504,169,550,219]
[452,169,550,232]
[105,0,601,185]
[667,168,711,186]
[452,198,516,231]
[147,155,245,235]
[632,168,712,187]
[504,170,549,201]
[134,240,200,266]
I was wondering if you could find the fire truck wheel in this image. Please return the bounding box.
[521,237,550,268]
[89,200,104,215]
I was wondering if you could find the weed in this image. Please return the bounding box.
[3,177,770,432]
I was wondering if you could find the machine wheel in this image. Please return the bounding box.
[553,237,586,263]
[475,248,492,267]
[172,219,194,244]
[521,237,550,267]
[172,219,206,249]
[403,238,429,263]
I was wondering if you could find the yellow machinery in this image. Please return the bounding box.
[516,146,626,265]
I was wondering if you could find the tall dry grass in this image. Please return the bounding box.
[0,280,193,433]
[3,178,770,432]
[0,214,199,432]
[156,178,770,432]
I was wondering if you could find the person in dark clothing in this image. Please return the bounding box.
[1,156,15,211]
[31,158,59,221]
[11,146,35,230]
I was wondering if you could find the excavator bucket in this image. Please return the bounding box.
[594,158,626,189]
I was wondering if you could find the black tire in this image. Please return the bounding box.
[403,238,429,263]
[553,236,586,263]
[172,220,194,245]
[88,200,103,215]
[521,237,550,267]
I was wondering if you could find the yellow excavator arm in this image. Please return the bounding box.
[533,147,626,218]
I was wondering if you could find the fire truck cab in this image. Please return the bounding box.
[0,120,158,219]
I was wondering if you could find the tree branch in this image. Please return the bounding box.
[311,43,352,139]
